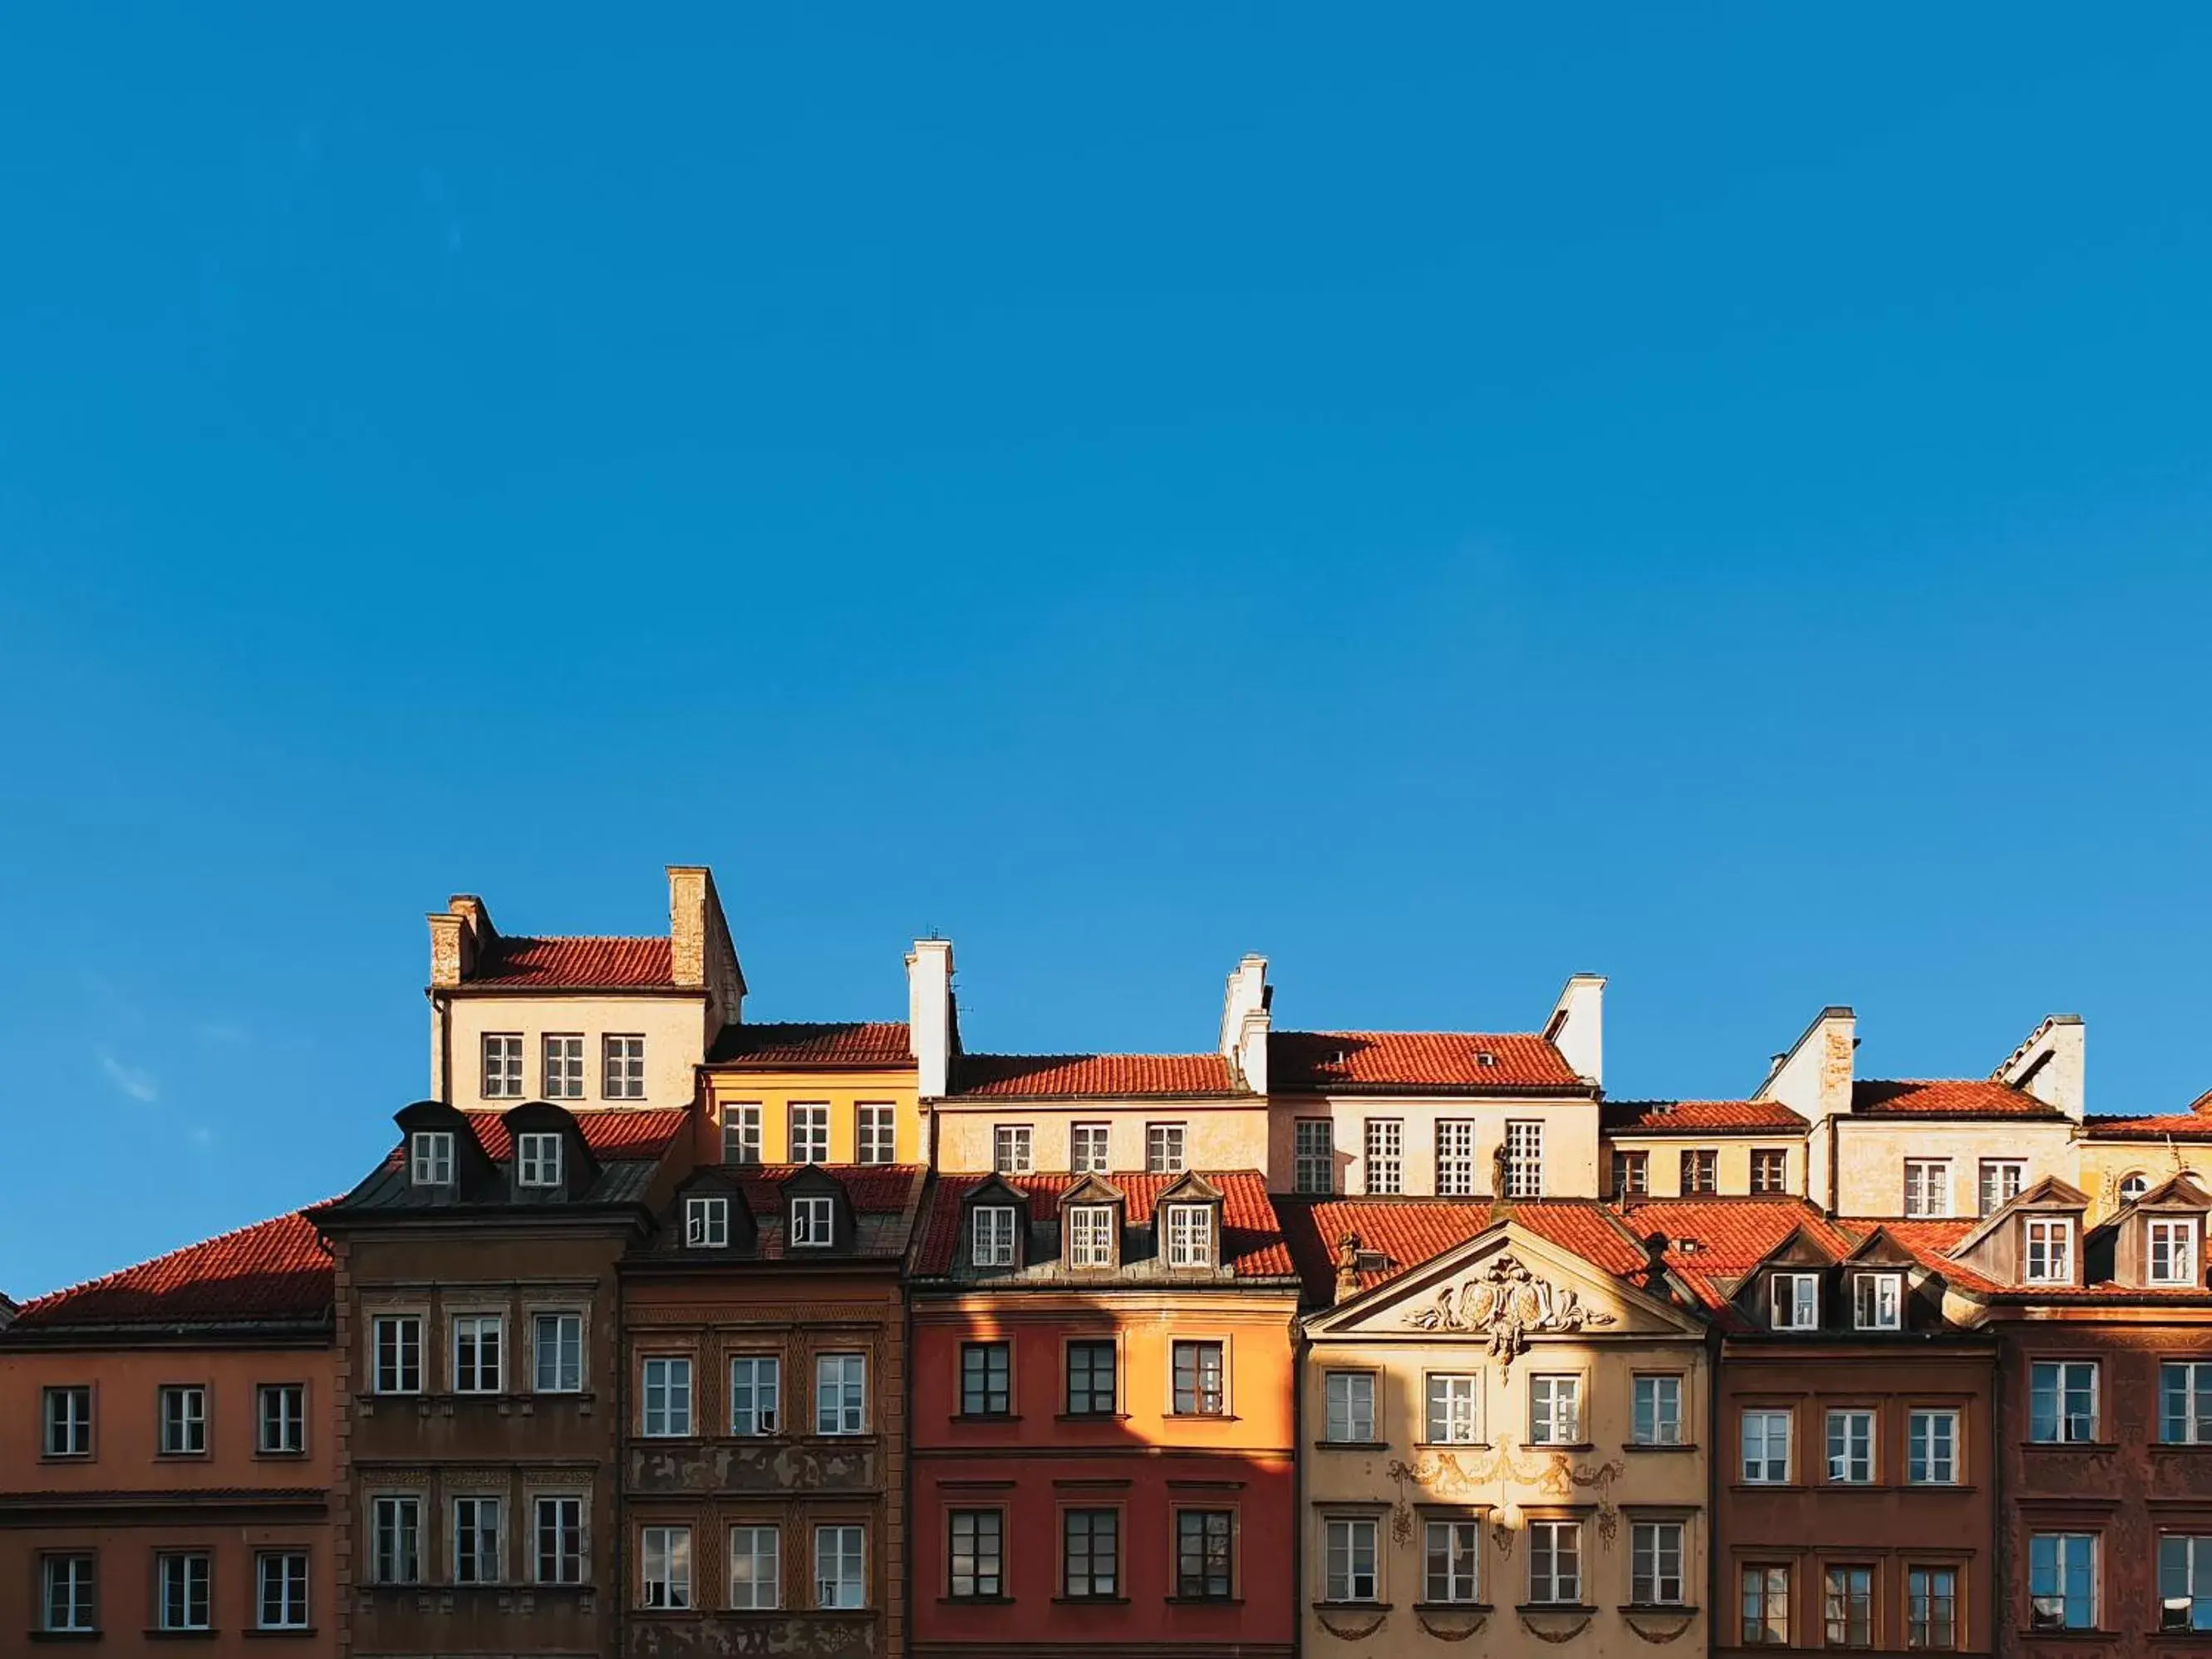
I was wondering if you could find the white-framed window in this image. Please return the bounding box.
[1505,1119,1545,1197]
[156,1551,211,1631]
[1165,1203,1215,1268]
[602,1033,646,1100]
[1325,1372,1375,1442]
[1681,1148,1718,1195]
[1772,1273,1821,1330]
[2159,1534,2212,1632]
[1071,1122,1110,1174]
[1427,1373,1480,1444]
[1905,1160,1952,1218]
[2152,1220,2200,1285]
[1752,1148,1789,1193]
[1632,1520,1685,1605]
[371,1494,422,1583]
[972,1205,1018,1268]
[730,1525,780,1610]
[1634,1375,1682,1445]
[1147,1122,1187,1174]
[993,1125,1033,1175]
[1325,1516,1379,1603]
[2163,1362,2212,1444]
[642,1357,693,1437]
[1436,1119,1477,1196]
[1908,1409,1958,1484]
[43,1554,95,1632]
[2029,1532,2097,1630]
[1364,1118,1403,1195]
[410,1130,455,1187]
[159,1384,206,1455]
[258,1383,305,1454]
[815,1524,866,1608]
[255,1551,309,1631]
[686,1195,730,1249]
[731,1356,780,1436]
[1853,1272,1903,1331]
[542,1033,585,1099]
[2026,1218,2073,1283]
[790,1195,834,1249]
[817,1352,866,1435]
[517,1132,563,1189]
[1979,1159,2025,1215]
[453,1314,504,1394]
[2031,1360,2098,1442]
[1425,1519,1481,1603]
[641,1524,692,1609]
[722,1102,762,1166]
[454,1495,502,1583]
[1067,1204,1116,1268]
[1614,1150,1649,1200]
[1743,1410,1792,1483]
[1530,1374,1581,1445]
[43,1386,91,1456]
[1528,1519,1581,1604]
[856,1103,896,1165]
[2122,1172,2152,1205]
[1294,1119,1334,1195]
[534,1312,583,1394]
[1826,1410,1874,1483]
[789,1102,829,1165]
[482,1033,524,1098]
[534,1495,585,1584]
[372,1314,423,1394]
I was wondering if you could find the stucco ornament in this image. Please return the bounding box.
[1405,1252,1616,1369]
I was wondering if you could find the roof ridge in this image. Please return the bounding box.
[495,931,665,943]
[15,1205,331,1315]
[1281,1027,1546,1038]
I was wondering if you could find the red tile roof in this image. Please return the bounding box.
[8,1211,332,1333]
[913,1172,1294,1278]
[950,1053,1240,1099]
[464,935,676,989]
[1276,1199,1652,1303]
[2082,1114,2212,1142]
[1602,1099,1810,1135]
[710,1021,913,1068]
[1271,1031,1585,1093]
[1624,1198,1858,1274]
[461,1108,686,1161]
[1851,1078,2063,1119]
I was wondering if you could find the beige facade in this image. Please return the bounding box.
[1604,1136,1803,1200]
[1271,1097,1602,1198]
[441,990,713,1110]
[932,1098,1270,1175]
[1829,1117,2078,1218]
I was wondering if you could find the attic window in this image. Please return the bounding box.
[1164,1203,1216,1269]
[2025,1218,2073,1284]
[686,1196,730,1249]
[1067,1205,1116,1269]
[410,1131,455,1187]
[2121,1172,2151,1205]
[1771,1272,1819,1330]
[972,1206,1018,1268]
[2151,1219,2199,1286]
[1477,1051,1497,1068]
[790,1195,834,1249]
[1851,1271,1903,1331]
[516,1132,563,1189]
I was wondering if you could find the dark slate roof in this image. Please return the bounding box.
[321,1107,681,1220]
[637,1165,929,1263]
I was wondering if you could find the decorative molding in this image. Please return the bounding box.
[1417,1609,1490,1641]
[1386,1440,1626,1549]
[1519,1609,1595,1642]
[1404,1254,1616,1371]
[1316,1610,1388,1641]
[1625,1612,1699,1644]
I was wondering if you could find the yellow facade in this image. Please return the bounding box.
[703,1066,922,1165]
[2075,1134,2212,1221]
[1828,1118,2077,1216]
[929,1100,1270,1175]
[1604,1136,1803,1199]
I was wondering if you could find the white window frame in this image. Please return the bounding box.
[453,1494,503,1584]
[1681,1147,1718,1195]
[722,1102,762,1166]
[730,1355,780,1436]
[1634,1374,1682,1445]
[255,1551,309,1631]
[1614,1149,1649,1200]
[1294,1118,1333,1195]
[371,1313,423,1395]
[2028,1531,2098,1631]
[1905,1159,1953,1218]
[1529,1373,1582,1445]
[1426,1373,1480,1445]
[1826,1409,1875,1483]
[481,1033,524,1099]
[993,1125,1033,1175]
[1164,1202,1215,1269]
[2151,1219,2200,1286]
[1067,1204,1116,1269]
[1632,1519,1686,1606]
[1772,1273,1821,1330]
[1979,1158,2025,1216]
[2031,1359,2099,1443]
[1146,1122,1187,1174]
[856,1102,896,1165]
[2163,1361,2212,1444]
[790,1194,835,1249]
[42,1554,95,1633]
[371,1493,423,1584]
[410,1130,455,1187]
[1435,1119,1477,1196]
[1324,1371,1376,1443]
[43,1386,91,1457]
[1505,1119,1545,1198]
[972,1205,1018,1268]
[816,1352,867,1436]
[1071,1122,1110,1175]
[155,1550,211,1632]
[1743,1409,1792,1483]
[641,1524,692,1610]
[1324,1515,1380,1603]
[1364,1118,1403,1195]
[541,1033,585,1100]
[258,1383,305,1455]
[815,1524,867,1609]
[788,1102,830,1165]
[1908,1409,1959,1485]
[1852,1271,1903,1331]
[160,1383,207,1455]
[686,1195,730,1249]
[516,1132,563,1189]
[641,1356,694,1438]
[533,1494,586,1584]
[1528,1518,1582,1605]
[533,1312,584,1394]
[2025,1218,2074,1284]
[2122,1172,2151,1205]
[452,1313,504,1394]
[730,1524,781,1610]
[602,1033,646,1100]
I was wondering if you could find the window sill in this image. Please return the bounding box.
[1527,1441,1595,1453]
[242,1629,317,1640]
[251,1450,311,1461]
[1312,1600,1392,1612]
[1415,1441,1491,1452]
[1166,1596,1243,1606]
[154,1452,212,1462]
[37,1454,94,1465]
[1624,1442,1698,1453]
[144,1630,219,1641]
[2019,1441,2120,1452]
[938,1596,1015,1606]
[952,1414,1021,1426]
[28,1634,101,1644]
[1519,1603,1600,1616]
[1056,1412,1132,1424]
[2018,1627,2116,1640]
[1620,1604,1699,1616]
[1052,1595,1129,1606]
[1167,1413,1240,1424]
[1315,1440,1391,1451]
[1414,1602,1494,1614]
[1730,1483,1807,1494]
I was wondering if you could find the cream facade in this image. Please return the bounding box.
[1602,1135,1804,1200]
[1274,1100,1604,1199]
[932,1097,1270,1175]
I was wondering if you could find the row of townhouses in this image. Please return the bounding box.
[7,866,2212,1659]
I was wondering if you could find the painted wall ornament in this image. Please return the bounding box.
[1405,1251,1617,1368]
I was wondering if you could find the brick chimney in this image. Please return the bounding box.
[907,939,956,1100]
[1545,974,1605,1087]
[427,894,495,989]
[1996,1014,2087,1122]
[1220,955,1271,1094]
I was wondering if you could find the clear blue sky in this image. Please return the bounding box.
[3,7,2210,1297]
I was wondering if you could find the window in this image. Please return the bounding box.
[1176,1509,1233,1599]
[1743,1564,1791,1645]
[1428,1374,1480,1444]
[817,1352,866,1435]
[410,1129,455,1186]
[1529,1374,1581,1445]
[535,1495,584,1584]
[2030,1361,2097,1442]
[542,1033,584,1099]
[1325,1372,1375,1442]
[534,1313,583,1393]
[1364,1118,1403,1195]
[1853,1271,1903,1331]
[1826,1410,1874,1483]
[1632,1521,1685,1605]
[1752,1148,1788,1194]
[1681,1148,1718,1195]
[42,1555,95,1633]
[1071,1122,1110,1174]
[2165,1362,2212,1443]
[160,1384,207,1455]
[1634,1376,1682,1445]
[1743,1410,1792,1483]
[482,1033,524,1097]
[685,1195,730,1249]
[156,1552,210,1631]
[722,1102,761,1166]
[814,1525,865,1609]
[455,1495,502,1583]
[789,1102,829,1165]
[256,1551,309,1631]
[1147,1123,1187,1174]
[1613,1150,1649,1200]
[372,1495,422,1583]
[1908,1565,1957,1649]
[1064,1508,1118,1598]
[961,1342,1011,1416]
[454,1314,504,1393]
[1771,1273,1820,1330]
[641,1525,691,1609]
[1908,1410,1958,1484]
[1437,1120,1477,1196]
[602,1033,646,1099]
[730,1356,780,1436]
[1067,1204,1115,1268]
[1979,1159,2024,1215]
[2025,1218,2073,1283]
[949,1510,1003,1598]
[1425,1519,1481,1603]
[790,1194,834,1248]
[2122,1172,2151,1205]
[372,1314,423,1394]
[856,1103,896,1164]
[517,1131,563,1188]
[971,1205,1017,1268]
[2152,1219,2200,1285]
[730,1525,780,1610]
[1824,1565,1875,1647]
[2161,1535,2212,1632]
[1325,1517,1379,1603]
[1165,1203,1215,1269]
[642,1357,693,1436]
[1505,1119,1545,1197]
[1295,1119,1334,1194]
[43,1386,91,1456]
[1068,1340,1117,1416]
[993,1124,1032,1174]
[1905,1160,1952,1217]
[258,1383,305,1454]
[1172,1340,1226,1416]
[1528,1519,1581,1604]
[2028,1533,2096,1630]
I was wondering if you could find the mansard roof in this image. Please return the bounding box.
[912,1171,1292,1279]
[1602,1098,1810,1135]
[463,935,676,990]
[1271,1031,1587,1094]
[1849,1078,2064,1120]
[637,1164,927,1263]
[708,1021,914,1068]
[323,1104,684,1218]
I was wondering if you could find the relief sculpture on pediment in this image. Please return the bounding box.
[1404,1253,1616,1371]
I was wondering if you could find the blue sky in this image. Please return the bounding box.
[3,7,2210,1296]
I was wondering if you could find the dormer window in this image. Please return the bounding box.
[2151,1219,2199,1286]
[1068,1205,1117,1269]
[1852,1272,1903,1331]
[2026,1218,2073,1284]
[1772,1273,1820,1330]
[686,1196,730,1249]
[972,1207,1018,1268]
[1164,1203,1216,1269]
[516,1132,563,1189]
[410,1131,455,1187]
[790,1195,834,1249]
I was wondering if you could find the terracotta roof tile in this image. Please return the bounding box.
[465,935,675,989]
[1623,1198,1857,1275]
[2082,1113,2212,1143]
[913,1172,1292,1278]
[710,1021,913,1068]
[1602,1099,1810,1135]
[8,1212,332,1333]
[1851,1078,2062,1119]
[1271,1031,1585,1093]
[459,1108,686,1162]
[949,1053,1240,1099]
[1276,1199,1650,1303]
[725,1164,927,1217]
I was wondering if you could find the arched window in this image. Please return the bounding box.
[2121,1172,2151,1205]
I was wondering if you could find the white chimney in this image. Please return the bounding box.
[1756,1006,1856,1122]
[1221,955,1271,1094]
[907,939,956,1100]
[1545,974,1605,1087]
[1997,1015,2086,1122]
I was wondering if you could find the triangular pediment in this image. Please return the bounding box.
[1059,1173,1125,1210]
[1156,1169,1224,1205]
[1760,1225,1849,1269]
[1950,1173,2090,1258]
[1842,1227,1920,1268]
